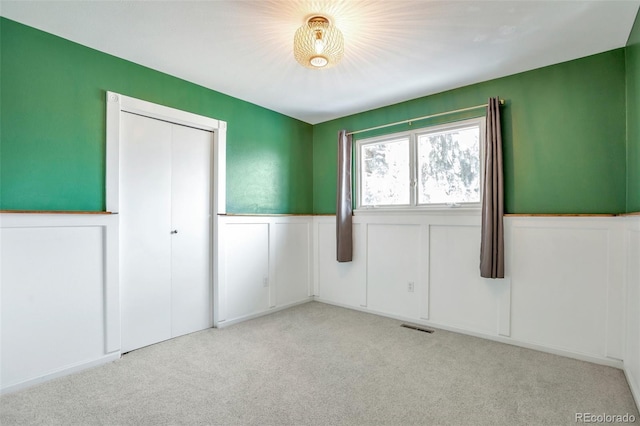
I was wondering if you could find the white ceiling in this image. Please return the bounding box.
[2,0,639,124]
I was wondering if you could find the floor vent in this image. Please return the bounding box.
[401,324,435,334]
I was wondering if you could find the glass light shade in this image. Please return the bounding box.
[294,16,344,69]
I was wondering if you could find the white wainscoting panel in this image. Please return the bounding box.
[508,218,620,360]
[315,217,367,307]
[367,224,422,318]
[218,216,313,326]
[606,222,627,360]
[315,220,367,307]
[274,222,312,306]
[429,225,507,335]
[625,216,640,407]
[315,213,495,328]
[224,222,270,321]
[0,213,119,393]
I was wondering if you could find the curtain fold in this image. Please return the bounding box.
[480,97,504,278]
[336,129,353,262]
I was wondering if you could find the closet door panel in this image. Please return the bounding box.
[170,125,213,337]
[120,113,173,352]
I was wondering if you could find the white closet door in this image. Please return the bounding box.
[170,124,212,337]
[120,113,213,353]
[120,113,173,353]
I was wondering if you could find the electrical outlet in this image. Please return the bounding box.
[407,282,415,292]
[263,277,269,287]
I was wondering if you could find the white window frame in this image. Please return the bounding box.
[355,117,486,213]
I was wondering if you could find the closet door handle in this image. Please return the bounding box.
[170,230,178,234]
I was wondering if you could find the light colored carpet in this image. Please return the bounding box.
[1,301,638,425]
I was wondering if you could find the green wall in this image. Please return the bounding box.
[313,50,627,214]
[1,18,634,215]
[627,11,640,213]
[0,18,313,214]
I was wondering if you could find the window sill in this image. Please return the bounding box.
[354,207,481,216]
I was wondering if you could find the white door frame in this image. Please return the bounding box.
[105,91,227,333]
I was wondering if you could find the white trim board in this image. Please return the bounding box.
[105,91,227,215]
[216,298,314,329]
[624,216,640,409]
[1,353,120,395]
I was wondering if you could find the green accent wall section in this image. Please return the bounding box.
[627,10,640,213]
[0,18,313,213]
[313,50,627,214]
[2,17,635,215]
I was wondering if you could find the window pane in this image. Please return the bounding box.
[418,126,480,204]
[361,138,410,206]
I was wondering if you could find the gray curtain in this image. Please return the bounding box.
[336,129,353,262]
[480,97,504,278]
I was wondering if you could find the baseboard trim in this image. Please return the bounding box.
[624,366,640,411]
[1,352,121,395]
[314,298,624,369]
[215,297,314,328]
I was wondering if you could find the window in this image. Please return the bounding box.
[360,137,411,206]
[356,117,485,210]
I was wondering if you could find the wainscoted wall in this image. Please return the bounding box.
[0,213,119,393]
[625,216,640,406]
[216,215,314,326]
[314,213,511,336]
[314,213,626,367]
[2,212,638,404]
[507,217,625,361]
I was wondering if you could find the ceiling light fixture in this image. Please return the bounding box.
[293,15,344,69]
